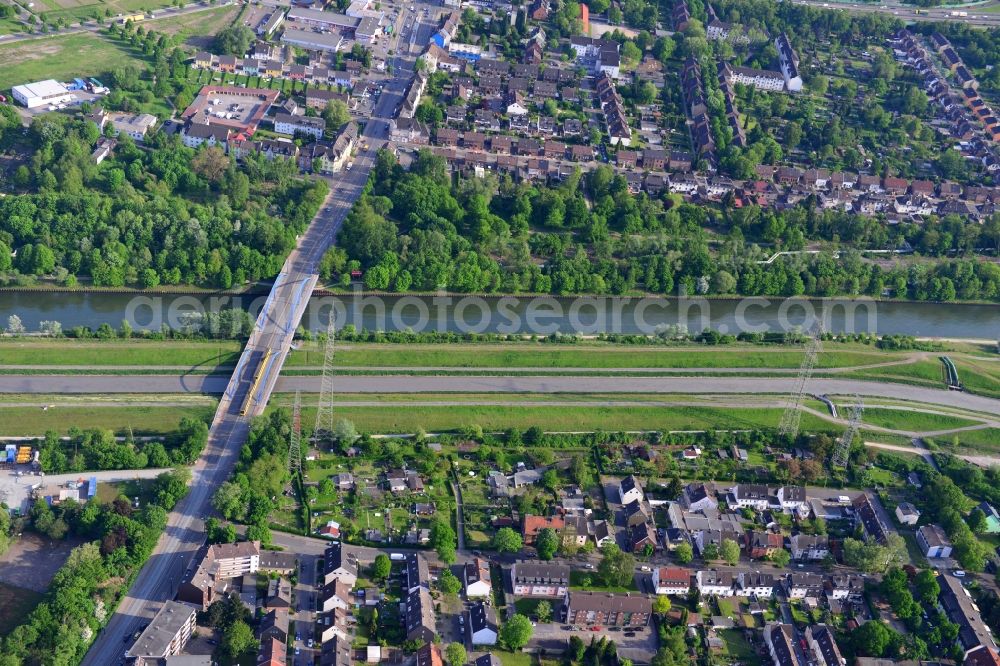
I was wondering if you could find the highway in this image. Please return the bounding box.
[79,21,417,665]
[5,373,1000,416]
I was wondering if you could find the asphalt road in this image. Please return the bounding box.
[9,374,999,415]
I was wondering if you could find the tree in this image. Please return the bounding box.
[536,600,552,623]
[431,519,457,564]
[768,549,791,568]
[500,614,533,650]
[675,541,693,564]
[569,635,586,661]
[536,527,559,560]
[721,539,740,566]
[445,643,467,666]
[333,419,359,445]
[212,481,247,521]
[323,99,350,132]
[372,553,391,580]
[852,619,895,657]
[652,595,672,615]
[494,527,523,553]
[914,569,940,605]
[222,620,256,659]
[439,569,462,595]
[598,543,636,588]
[968,508,988,534]
[215,24,253,55]
[6,315,25,336]
[843,535,906,574]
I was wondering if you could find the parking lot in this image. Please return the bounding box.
[529,622,658,663]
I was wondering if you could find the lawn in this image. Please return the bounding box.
[0,583,44,637]
[953,358,1000,399]
[928,428,1000,453]
[496,652,533,666]
[0,32,149,91]
[719,628,761,665]
[283,342,909,371]
[150,4,240,50]
[0,339,242,368]
[0,404,214,435]
[858,407,982,433]
[277,403,837,435]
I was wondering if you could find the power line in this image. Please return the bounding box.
[833,394,864,469]
[313,313,337,447]
[777,321,823,439]
[289,390,302,476]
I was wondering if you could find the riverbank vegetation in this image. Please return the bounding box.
[325,151,1000,301]
[0,110,327,289]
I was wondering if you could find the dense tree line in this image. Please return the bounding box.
[35,418,208,473]
[1,469,189,664]
[329,151,1000,301]
[0,108,327,289]
[211,410,296,546]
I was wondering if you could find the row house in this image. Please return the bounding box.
[788,533,829,561]
[512,562,570,597]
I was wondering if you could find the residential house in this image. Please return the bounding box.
[696,569,736,597]
[895,502,920,526]
[653,567,693,595]
[512,563,570,597]
[619,475,644,505]
[917,524,953,558]
[736,571,775,598]
[564,591,652,627]
[405,587,436,643]
[467,601,498,645]
[788,534,829,561]
[465,558,492,599]
[522,515,565,545]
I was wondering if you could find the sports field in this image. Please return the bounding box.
[0,32,147,90]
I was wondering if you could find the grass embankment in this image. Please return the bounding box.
[0,338,943,370]
[856,407,983,432]
[0,403,214,435]
[268,402,838,435]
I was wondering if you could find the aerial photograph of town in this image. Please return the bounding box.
[0,0,999,662]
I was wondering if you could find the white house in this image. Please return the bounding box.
[916,524,953,558]
[788,534,829,561]
[681,483,717,512]
[274,113,325,140]
[464,558,492,599]
[736,571,775,598]
[895,502,920,526]
[731,484,769,510]
[467,601,498,646]
[776,486,807,514]
[652,567,692,596]
[12,79,74,109]
[696,570,736,597]
[618,475,644,505]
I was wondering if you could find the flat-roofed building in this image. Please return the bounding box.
[126,601,199,660]
[12,79,74,109]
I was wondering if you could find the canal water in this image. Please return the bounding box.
[1,290,997,339]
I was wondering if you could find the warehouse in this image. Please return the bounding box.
[12,79,75,109]
[281,27,345,52]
